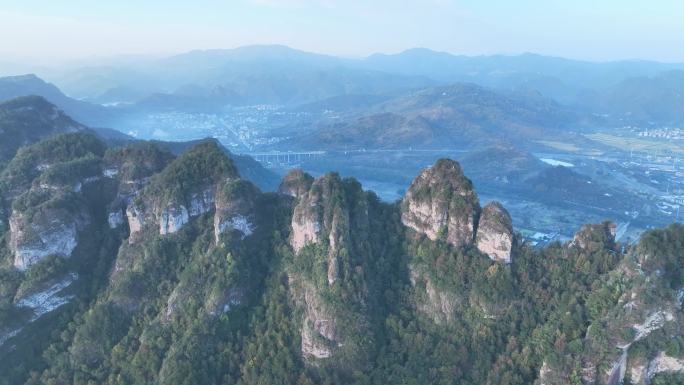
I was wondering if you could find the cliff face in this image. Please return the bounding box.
[214,180,258,242]
[401,159,480,248]
[124,141,240,242]
[476,202,515,263]
[402,159,516,263]
[279,168,314,199]
[2,133,109,271]
[3,117,684,385]
[288,172,372,365]
[9,206,85,271]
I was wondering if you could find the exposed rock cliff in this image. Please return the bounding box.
[570,221,617,251]
[401,159,480,247]
[125,141,239,242]
[287,172,372,364]
[214,180,258,242]
[1,133,109,270]
[476,201,514,263]
[9,207,84,270]
[279,168,314,199]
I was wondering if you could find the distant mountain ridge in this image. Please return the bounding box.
[0,74,113,128]
[289,82,591,150]
[14,44,680,124]
[0,95,87,161]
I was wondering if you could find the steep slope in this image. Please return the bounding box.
[0,143,682,385]
[583,70,684,124]
[152,138,280,192]
[0,74,111,127]
[0,96,87,162]
[291,83,590,150]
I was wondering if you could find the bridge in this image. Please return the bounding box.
[245,151,326,164]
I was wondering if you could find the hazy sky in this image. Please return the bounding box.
[1,0,683,63]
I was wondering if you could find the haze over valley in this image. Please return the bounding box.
[2,46,681,242]
[2,2,684,384]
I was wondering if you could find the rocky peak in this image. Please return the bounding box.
[103,143,175,230]
[214,179,259,243]
[288,173,372,362]
[401,158,480,248]
[125,141,240,241]
[476,201,515,263]
[290,173,351,258]
[278,168,314,199]
[570,221,617,251]
[0,96,86,162]
[1,133,111,270]
[9,205,86,271]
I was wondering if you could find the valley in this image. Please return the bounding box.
[3,0,684,382]
[104,99,681,244]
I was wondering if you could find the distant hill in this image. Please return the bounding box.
[0,74,112,127]
[121,67,434,110]
[0,96,87,161]
[361,49,684,103]
[0,96,278,191]
[459,145,547,183]
[47,45,435,109]
[290,83,591,150]
[150,138,280,192]
[35,45,684,121]
[582,70,684,124]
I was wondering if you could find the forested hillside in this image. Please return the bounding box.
[0,120,682,384]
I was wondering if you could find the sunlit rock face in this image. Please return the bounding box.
[289,174,326,254]
[476,201,514,263]
[286,172,372,364]
[9,208,85,271]
[401,159,480,248]
[288,173,356,284]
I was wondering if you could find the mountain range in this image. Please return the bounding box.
[11,45,680,125]
[0,95,682,385]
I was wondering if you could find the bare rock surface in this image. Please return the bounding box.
[401,159,480,248]
[476,201,514,263]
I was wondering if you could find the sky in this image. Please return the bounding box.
[1,0,683,64]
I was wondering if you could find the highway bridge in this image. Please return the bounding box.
[245,151,326,164]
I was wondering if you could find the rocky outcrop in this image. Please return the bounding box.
[214,180,258,242]
[401,159,480,248]
[646,352,684,383]
[287,173,372,364]
[126,205,145,242]
[9,207,85,271]
[410,268,460,323]
[107,209,125,229]
[299,283,342,359]
[279,169,314,199]
[290,174,346,254]
[124,142,240,242]
[570,221,617,251]
[402,159,516,264]
[127,188,220,240]
[159,204,191,235]
[288,173,360,283]
[476,201,514,263]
